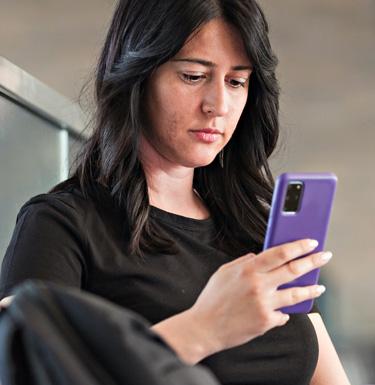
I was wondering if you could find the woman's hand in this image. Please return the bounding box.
[189,238,331,354]
[152,239,331,364]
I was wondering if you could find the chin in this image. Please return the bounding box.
[184,155,217,168]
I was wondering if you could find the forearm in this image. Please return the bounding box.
[151,308,218,365]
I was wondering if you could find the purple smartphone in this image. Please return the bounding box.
[263,172,337,314]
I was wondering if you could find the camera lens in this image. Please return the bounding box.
[283,182,304,213]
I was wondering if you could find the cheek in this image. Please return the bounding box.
[148,88,184,142]
[165,112,180,140]
[152,85,194,137]
[227,96,248,132]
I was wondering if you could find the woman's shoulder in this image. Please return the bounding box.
[16,178,124,240]
[22,183,82,213]
[18,178,102,222]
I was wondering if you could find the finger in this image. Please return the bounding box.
[0,295,14,308]
[267,251,333,287]
[223,252,257,268]
[273,284,326,309]
[253,239,319,273]
[274,311,290,327]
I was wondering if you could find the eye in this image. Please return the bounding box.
[181,73,206,84]
[180,73,248,88]
[227,78,248,88]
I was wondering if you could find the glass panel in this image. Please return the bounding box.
[68,133,84,171]
[0,96,64,263]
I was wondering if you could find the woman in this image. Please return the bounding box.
[0,0,350,384]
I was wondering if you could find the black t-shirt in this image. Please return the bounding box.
[0,184,320,385]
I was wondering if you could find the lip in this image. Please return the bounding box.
[191,128,223,135]
[190,128,223,143]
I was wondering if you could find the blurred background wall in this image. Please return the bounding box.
[0,1,374,384]
[260,2,375,383]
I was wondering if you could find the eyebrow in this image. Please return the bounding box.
[171,57,253,71]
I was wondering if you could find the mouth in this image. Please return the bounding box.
[189,128,223,143]
[190,128,224,135]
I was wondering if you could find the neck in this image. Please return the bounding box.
[139,134,209,219]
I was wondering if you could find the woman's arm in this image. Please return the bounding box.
[152,240,331,365]
[151,308,215,365]
[308,313,351,384]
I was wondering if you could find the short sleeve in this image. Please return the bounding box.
[0,194,87,298]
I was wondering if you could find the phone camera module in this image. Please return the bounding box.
[283,182,304,213]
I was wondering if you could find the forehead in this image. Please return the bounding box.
[175,18,251,67]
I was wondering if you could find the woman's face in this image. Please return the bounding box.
[142,18,252,168]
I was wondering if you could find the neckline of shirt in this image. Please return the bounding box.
[149,205,216,231]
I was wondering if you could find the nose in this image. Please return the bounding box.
[201,79,229,117]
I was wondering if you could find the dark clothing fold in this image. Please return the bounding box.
[0,280,220,385]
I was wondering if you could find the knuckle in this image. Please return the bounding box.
[277,248,290,263]
[235,264,253,283]
[240,263,255,279]
[286,260,302,276]
[299,239,312,251]
[298,241,307,254]
[288,241,307,259]
[289,288,301,304]
[283,285,316,307]
[247,277,264,296]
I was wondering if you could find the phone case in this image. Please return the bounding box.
[263,172,337,313]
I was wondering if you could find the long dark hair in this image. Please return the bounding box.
[53,0,280,256]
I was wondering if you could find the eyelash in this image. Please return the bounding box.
[181,73,248,88]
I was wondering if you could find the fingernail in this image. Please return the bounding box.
[308,239,319,248]
[320,251,333,262]
[316,285,326,294]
